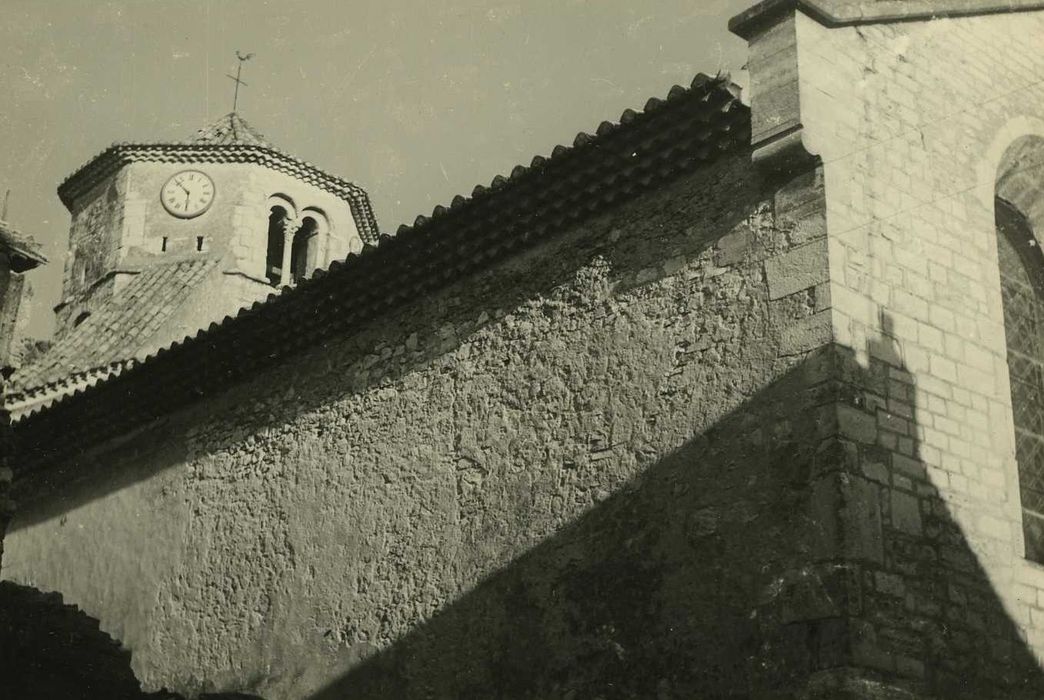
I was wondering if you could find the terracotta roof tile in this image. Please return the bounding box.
[11,258,219,394]
[0,220,47,273]
[191,113,271,147]
[12,73,751,468]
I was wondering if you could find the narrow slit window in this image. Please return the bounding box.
[196,236,204,252]
[161,236,168,253]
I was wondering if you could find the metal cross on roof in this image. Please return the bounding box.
[226,50,255,113]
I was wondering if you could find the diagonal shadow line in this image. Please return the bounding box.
[7,311,1044,697]
[5,150,760,533]
[0,579,266,699]
[3,154,1041,697]
[299,338,1044,699]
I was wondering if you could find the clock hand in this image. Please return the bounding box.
[175,179,190,195]
[185,191,191,210]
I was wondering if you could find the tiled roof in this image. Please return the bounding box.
[0,220,47,273]
[10,259,219,398]
[3,362,131,418]
[12,73,751,469]
[57,123,380,245]
[191,112,272,147]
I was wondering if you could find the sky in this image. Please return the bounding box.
[0,0,752,339]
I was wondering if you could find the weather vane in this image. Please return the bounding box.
[226,50,255,113]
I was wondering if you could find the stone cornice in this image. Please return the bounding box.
[730,0,1044,39]
[57,143,380,244]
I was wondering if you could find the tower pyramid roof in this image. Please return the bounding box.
[190,112,271,147]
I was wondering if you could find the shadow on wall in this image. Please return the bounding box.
[302,326,1044,699]
[0,580,265,699]
[4,151,1043,696]
[3,327,1043,696]
[2,147,774,698]
[6,152,767,531]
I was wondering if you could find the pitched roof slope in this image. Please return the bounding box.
[11,259,219,395]
[191,113,272,147]
[13,73,751,469]
[0,220,47,273]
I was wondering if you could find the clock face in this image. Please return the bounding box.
[161,170,215,218]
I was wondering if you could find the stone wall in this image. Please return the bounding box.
[3,149,843,698]
[0,260,29,370]
[788,7,1044,695]
[66,171,128,290]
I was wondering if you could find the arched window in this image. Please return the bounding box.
[290,216,320,283]
[266,205,290,286]
[262,196,327,287]
[997,198,1044,563]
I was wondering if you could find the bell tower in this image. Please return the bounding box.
[5,113,378,410]
[52,113,378,341]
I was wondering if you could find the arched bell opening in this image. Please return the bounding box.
[289,208,330,284]
[265,205,291,286]
[290,216,319,283]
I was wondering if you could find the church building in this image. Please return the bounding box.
[2,1,1044,698]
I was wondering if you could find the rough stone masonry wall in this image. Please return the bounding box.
[793,8,1044,696]
[0,261,27,370]
[3,149,843,699]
